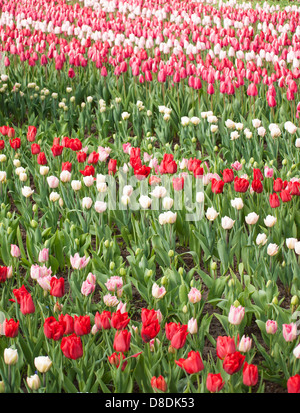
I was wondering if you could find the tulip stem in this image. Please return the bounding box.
[7,365,11,393]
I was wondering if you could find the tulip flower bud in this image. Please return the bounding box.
[191,137,197,143]
[7,212,12,219]
[241,159,246,165]
[272,296,278,305]
[282,261,286,267]
[1,203,5,209]
[161,276,168,285]
[75,238,79,246]
[228,279,234,288]
[291,164,296,170]
[145,269,153,278]
[174,144,179,151]
[119,268,126,276]
[0,381,4,393]
[109,262,115,271]
[32,204,37,212]
[7,227,12,234]
[211,262,217,271]
[31,220,38,228]
[110,241,114,247]
[168,250,174,257]
[291,296,299,307]
[266,280,272,288]
[269,160,274,166]
[178,267,184,276]
[282,159,287,165]
[213,146,218,152]
[104,240,109,248]
[253,161,258,168]
[135,248,141,255]
[182,305,188,314]
[233,300,240,307]
[147,144,152,150]
[249,157,254,164]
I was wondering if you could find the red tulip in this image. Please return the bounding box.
[27,126,37,142]
[243,362,258,387]
[3,319,19,338]
[44,316,64,341]
[113,330,131,352]
[175,351,204,374]
[269,193,280,208]
[95,311,111,330]
[59,314,74,335]
[222,169,234,183]
[50,277,65,297]
[287,374,300,393]
[223,351,245,375]
[151,376,167,392]
[37,152,47,165]
[206,373,225,392]
[74,315,91,336]
[108,352,127,370]
[110,310,130,330]
[61,334,83,360]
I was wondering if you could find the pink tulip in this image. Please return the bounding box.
[38,248,49,263]
[283,323,297,342]
[11,245,21,258]
[266,320,278,335]
[228,305,245,325]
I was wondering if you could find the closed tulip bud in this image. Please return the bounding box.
[272,296,278,305]
[104,240,110,248]
[109,262,115,271]
[145,269,153,278]
[0,381,4,393]
[135,248,141,255]
[119,268,126,276]
[228,279,234,287]
[178,267,184,276]
[168,250,174,257]
[291,296,299,307]
[31,220,38,228]
[282,159,287,165]
[7,227,12,234]
[182,305,188,314]
[4,348,18,365]
[26,374,41,390]
[211,262,217,271]
[110,241,114,247]
[161,276,168,285]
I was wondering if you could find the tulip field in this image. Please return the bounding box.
[0,0,300,395]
